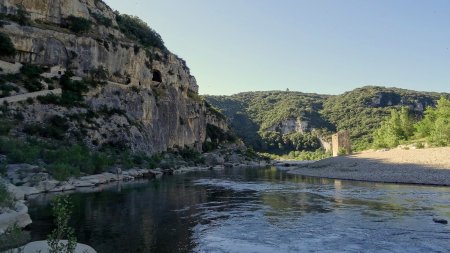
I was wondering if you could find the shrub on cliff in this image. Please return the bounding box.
[115,13,165,50]
[20,64,45,92]
[66,16,92,34]
[91,12,112,27]
[0,5,31,26]
[0,32,16,57]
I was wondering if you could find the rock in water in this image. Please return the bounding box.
[432,218,448,224]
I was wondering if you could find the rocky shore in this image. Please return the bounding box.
[287,147,450,186]
[0,150,269,234]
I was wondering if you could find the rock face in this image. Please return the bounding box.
[370,91,435,112]
[0,0,230,154]
[266,118,309,135]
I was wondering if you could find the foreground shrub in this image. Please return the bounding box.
[47,196,77,253]
[0,224,30,252]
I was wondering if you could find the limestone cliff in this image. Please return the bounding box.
[0,0,230,154]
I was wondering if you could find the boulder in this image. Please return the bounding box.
[226,153,244,164]
[16,186,41,197]
[109,167,122,175]
[212,165,225,170]
[5,182,25,201]
[224,162,234,168]
[34,180,59,192]
[148,169,163,179]
[0,201,32,234]
[11,240,97,253]
[48,182,75,192]
[203,153,225,166]
[72,180,95,188]
[6,164,44,185]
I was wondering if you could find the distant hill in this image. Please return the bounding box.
[206,86,450,152]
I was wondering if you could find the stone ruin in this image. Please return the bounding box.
[332,130,352,157]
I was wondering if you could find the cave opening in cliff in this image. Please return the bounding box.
[152,70,162,82]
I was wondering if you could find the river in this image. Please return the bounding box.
[26,166,450,253]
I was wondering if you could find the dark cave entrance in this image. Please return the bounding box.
[152,70,162,82]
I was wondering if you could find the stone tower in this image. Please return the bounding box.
[332,131,352,157]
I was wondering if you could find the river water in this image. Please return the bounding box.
[27,167,450,253]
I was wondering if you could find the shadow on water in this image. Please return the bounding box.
[26,166,450,253]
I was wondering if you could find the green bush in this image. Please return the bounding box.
[20,64,44,78]
[0,83,20,98]
[373,107,415,148]
[0,119,16,135]
[0,135,168,180]
[178,148,204,164]
[92,12,112,27]
[66,15,92,33]
[19,64,45,92]
[415,97,450,146]
[206,124,236,143]
[23,116,69,140]
[22,79,44,92]
[14,5,31,26]
[47,163,79,181]
[47,196,77,253]
[1,5,31,26]
[115,13,165,50]
[56,72,90,106]
[261,149,331,161]
[37,94,61,104]
[0,223,30,252]
[188,90,203,102]
[0,181,14,209]
[0,32,17,57]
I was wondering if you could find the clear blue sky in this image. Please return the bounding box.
[104,0,450,95]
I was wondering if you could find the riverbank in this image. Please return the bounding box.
[287,147,450,186]
[0,155,269,233]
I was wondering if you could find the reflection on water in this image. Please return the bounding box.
[27,167,450,253]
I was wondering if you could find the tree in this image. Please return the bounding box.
[416,97,450,146]
[47,196,77,253]
[373,107,414,148]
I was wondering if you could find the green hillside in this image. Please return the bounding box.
[206,86,450,152]
[206,91,333,153]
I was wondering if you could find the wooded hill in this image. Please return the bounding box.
[206,86,450,153]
